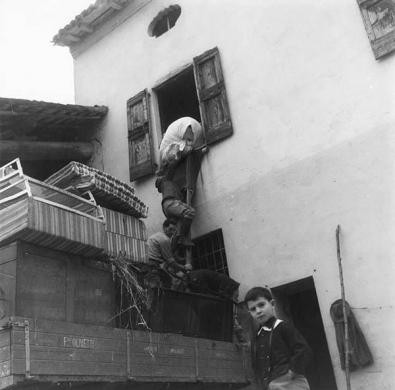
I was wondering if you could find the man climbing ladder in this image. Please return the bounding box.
[155,117,207,268]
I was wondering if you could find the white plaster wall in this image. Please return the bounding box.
[71,0,395,388]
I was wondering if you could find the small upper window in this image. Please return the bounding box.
[148,5,181,37]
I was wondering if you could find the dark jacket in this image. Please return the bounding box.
[250,317,312,387]
[330,300,373,371]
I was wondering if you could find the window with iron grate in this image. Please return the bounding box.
[192,229,229,275]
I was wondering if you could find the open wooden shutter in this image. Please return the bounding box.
[127,90,155,181]
[193,47,233,144]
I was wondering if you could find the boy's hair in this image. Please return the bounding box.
[244,286,273,304]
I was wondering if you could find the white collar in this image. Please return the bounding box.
[257,319,283,335]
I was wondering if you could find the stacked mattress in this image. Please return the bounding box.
[0,160,105,257]
[0,159,148,262]
[103,207,147,262]
[45,161,148,262]
[45,161,148,218]
[0,198,105,257]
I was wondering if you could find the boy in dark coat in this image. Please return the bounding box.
[244,287,312,390]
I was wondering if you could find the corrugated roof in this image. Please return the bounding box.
[0,97,108,141]
[53,0,131,47]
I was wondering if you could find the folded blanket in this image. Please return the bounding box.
[45,162,148,218]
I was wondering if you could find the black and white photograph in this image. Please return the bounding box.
[0,1,392,390]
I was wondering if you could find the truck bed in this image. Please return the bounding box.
[0,317,249,390]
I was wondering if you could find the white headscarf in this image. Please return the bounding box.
[159,117,204,165]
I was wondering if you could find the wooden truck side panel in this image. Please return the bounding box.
[0,243,17,326]
[0,317,248,389]
[129,331,197,380]
[10,318,126,380]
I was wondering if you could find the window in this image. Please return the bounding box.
[357,0,395,59]
[127,47,233,181]
[192,47,233,144]
[126,90,155,181]
[155,66,201,134]
[192,229,229,275]
[148,5,181,38]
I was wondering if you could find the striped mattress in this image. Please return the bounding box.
[102,207,147,263]
[0,197,105,257]
[45,162,148,218]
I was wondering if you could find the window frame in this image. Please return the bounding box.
[357,0,395,59]
[127,47,233,180]
[126,89,156,181]
[192,228,229,275]
[193,47,233,144]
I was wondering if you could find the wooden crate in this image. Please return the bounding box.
[0,241,115,327]
[0,317,249,389]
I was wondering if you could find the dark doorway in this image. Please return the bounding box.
[272,277,338,390]
[155,66,201,133]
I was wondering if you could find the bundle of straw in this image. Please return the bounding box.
[108,252,150,330]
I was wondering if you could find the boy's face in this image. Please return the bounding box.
[246,296,275,325]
